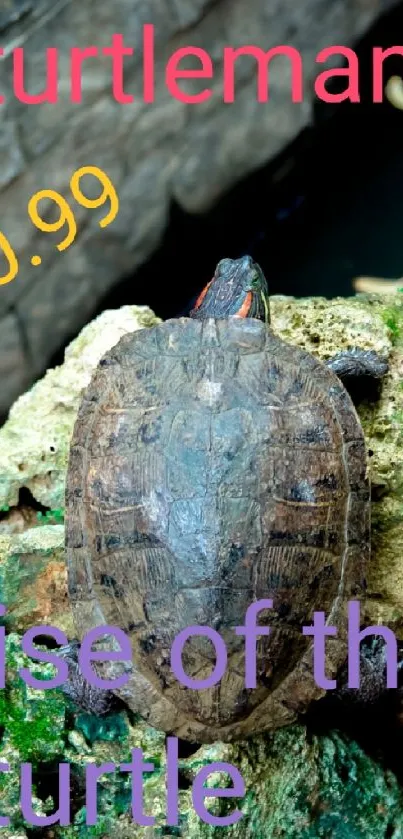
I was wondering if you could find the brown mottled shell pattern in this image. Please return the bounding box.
[65,317,370,743]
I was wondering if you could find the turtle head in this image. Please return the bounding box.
[190,256,270,323]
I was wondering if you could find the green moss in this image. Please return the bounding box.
[0,634,66,762]
[190,728,403,838]
[0,692,65,762]
[36,508,65,525]
[381,304,403,344]
[75,711,129,747]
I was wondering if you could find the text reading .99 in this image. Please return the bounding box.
[0,165,119,286]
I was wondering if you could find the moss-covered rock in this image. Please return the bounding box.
[0,525,72,634]
[0,633,66,762]
[0,294,403,837]
[0,633,66,834]
[2,647,402,839]
[189,726,403,839]
[57,723,403,838]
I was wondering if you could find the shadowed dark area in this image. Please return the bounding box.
[305,637,403,784]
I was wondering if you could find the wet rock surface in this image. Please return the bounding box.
[0,292,403,834]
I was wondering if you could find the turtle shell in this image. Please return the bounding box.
[66,317,370,743]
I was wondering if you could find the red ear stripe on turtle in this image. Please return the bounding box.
[193,278,213,311]
[234,291,252,318]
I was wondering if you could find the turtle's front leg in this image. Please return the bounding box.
[325,349,389,402]
[326,349,389,383]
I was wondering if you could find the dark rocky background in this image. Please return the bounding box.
[0,0,402,419]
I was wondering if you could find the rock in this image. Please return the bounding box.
[0,293,403,834]
[0,305,160,511]
[57,723,403,837]
[0,524,73,634]
[0,1,35,33]
[0,0,398,414]
[190,726,403,838]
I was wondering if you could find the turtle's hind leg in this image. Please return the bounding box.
[306,638,403,773]
[308,637,403,720]
[334,636,403,707]
[57,641,118,716]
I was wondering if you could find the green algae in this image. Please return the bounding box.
[0,634,66,834]
[36,508,65,525]
[74,711,129,747]
[381,303,403,345]
[188,728,403,838]
[378,292,403,344]
[383,312,401,343]
[0,633,66,762]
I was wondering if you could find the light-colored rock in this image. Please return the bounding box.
[0,304,160,510]
[0,524,73,634]
[0,0,398,413]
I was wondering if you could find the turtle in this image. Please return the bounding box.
[62,255,390,744]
